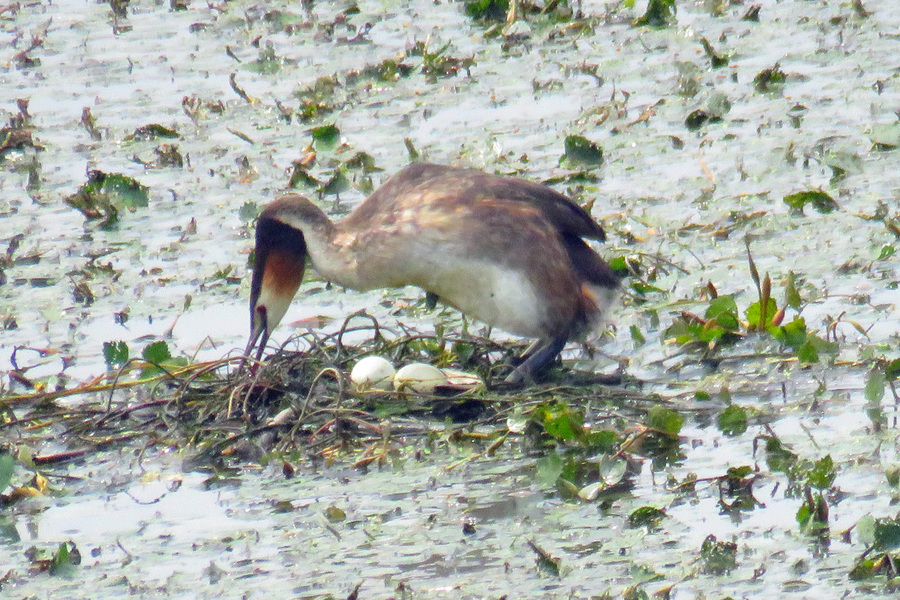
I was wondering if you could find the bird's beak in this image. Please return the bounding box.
[245,304,270,362]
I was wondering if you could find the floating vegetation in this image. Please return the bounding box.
[244,40,283,75]
[465,0,584,24]
[465,0,509,22]
[309,123,341,149]
[408,40,476,82]
[699,535,738,574]
[63,170,150,228]
[783,189,840,215]
[561,134,604,167]
[753,63,787,93]
[684,109,714,131]
[633,0,677,28]
[124,123,179,141]
[294,75,342,122]
[0,99,40,159]
[699,38,728,69]
[0,128,39,158]
[344,57,414,84]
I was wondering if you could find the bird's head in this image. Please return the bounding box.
[244,200,309,361]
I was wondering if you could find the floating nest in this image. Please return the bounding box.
[2,314,664,470]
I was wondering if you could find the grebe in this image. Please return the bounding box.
[244,162,619,383]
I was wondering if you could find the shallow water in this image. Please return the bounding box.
[2,0,900,597]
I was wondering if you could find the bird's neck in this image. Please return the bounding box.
[276,202,361,289]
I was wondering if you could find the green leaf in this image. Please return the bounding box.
[344,151,382,174]
[633,0,677,27]
[783,190,839,215]
[726,465,753,479]
[699,37,728,69]
[627,506,667,529]
[50,542,69,574]
[404,137,419,161]
[647,405,684,435]
[542,405,584,441]
[126,123,179,141]
[464,0,508,21]
[797,340,819,363]
[705,295,739,330]
[717,405,748,436]
[0,453,15,492]
[629,281,666,296]
[699,535,737,575]
[887,358,900,381]
[245,43,283,75]
[142,340,172,364]
[770,316,808,349]
[536,453,564,488]
[629,324,646,346]
[65,171,149,227]
[804,334,840,359]
[607,255,631,277]
[865,368,886,404]
[868,122,900,149]
[761,436,797,473]
[598,455,627,485]
[849,558,879,581]
[310,124,340,148]
[623,584,651,600]
[586,430,620,453]
[886,466,900,488]
[139,340,188,379]
[807,455,836,489]
[318,168,349,197]
[324,505,346,522]
[753,64,787,93]
[49,541,79,576]
[238,201,258,222]
[873,518,900,551]
[562,135,604,167]
[288,163,319,189]
[745,298,778,329]
[100,173,150,209]
[102,340,129,369]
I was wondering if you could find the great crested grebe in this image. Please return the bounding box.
[244,162,620,383]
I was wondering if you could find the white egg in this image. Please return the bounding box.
[393,362,448,394]
[350,356,396,391]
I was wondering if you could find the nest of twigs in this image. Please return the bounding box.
[2,313,657,469]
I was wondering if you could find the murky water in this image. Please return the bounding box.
[3,0,900,597]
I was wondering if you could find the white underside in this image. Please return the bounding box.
[418,261,547,338]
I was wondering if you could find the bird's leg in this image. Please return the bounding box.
[504,335,568,384]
